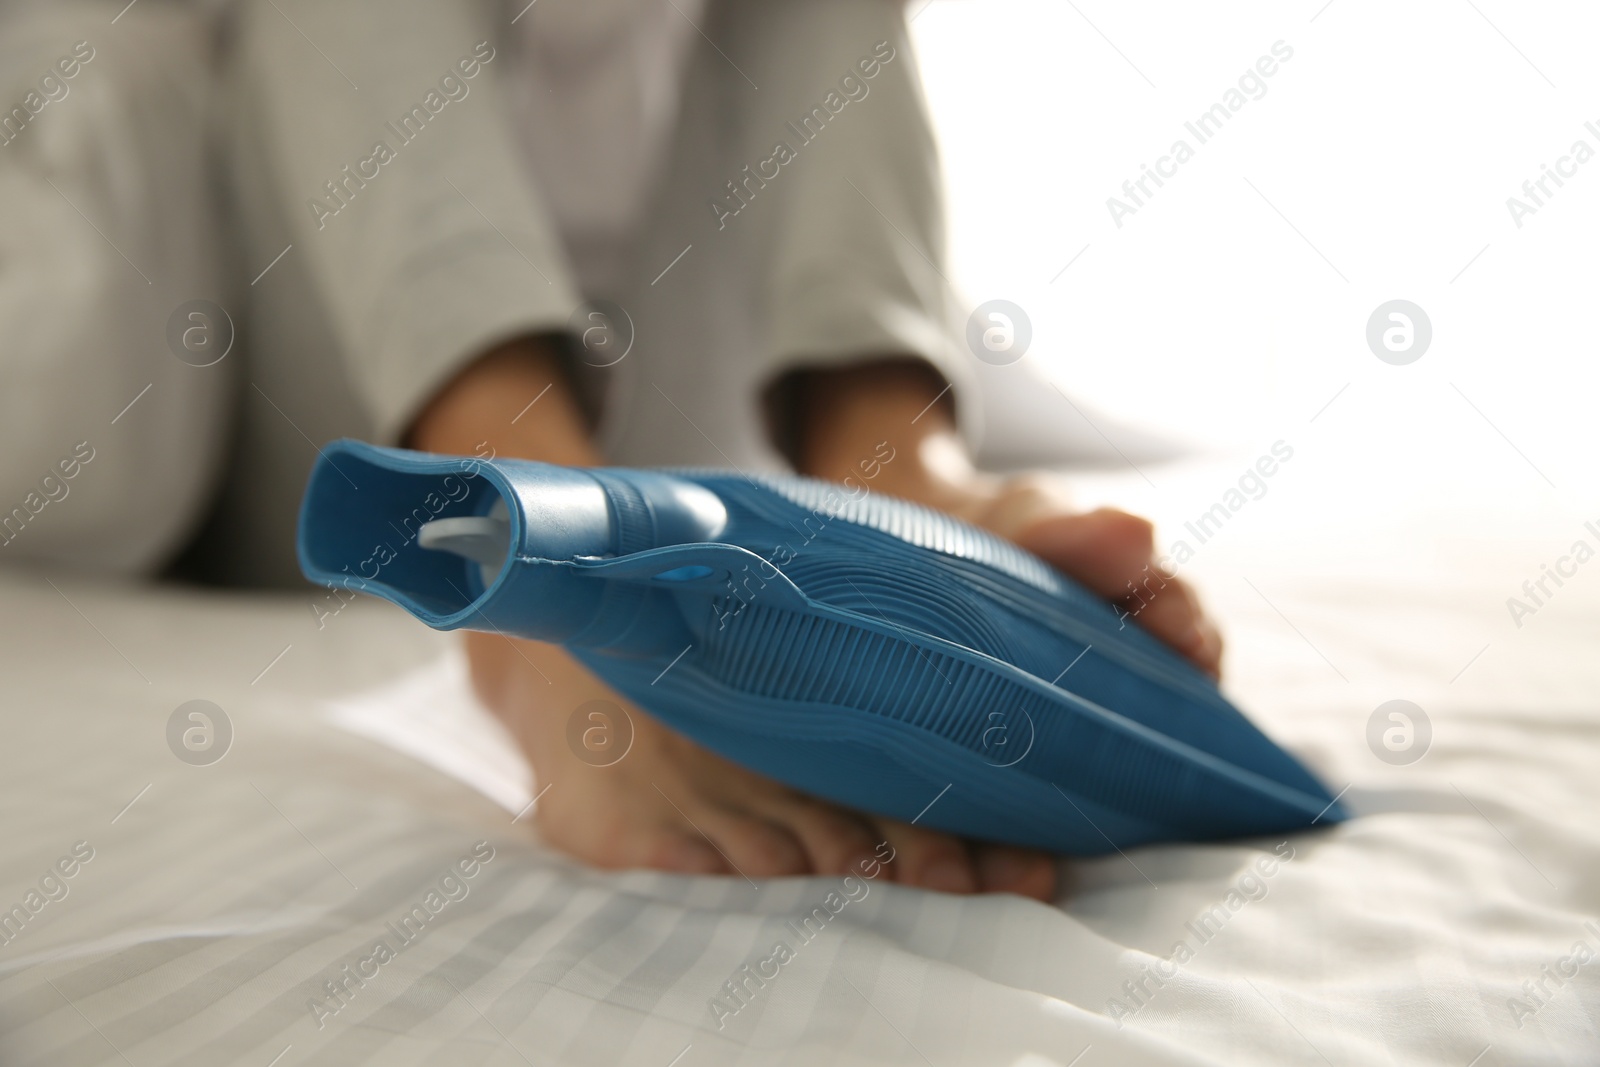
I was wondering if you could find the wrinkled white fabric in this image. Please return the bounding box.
[2,468,1595,1066]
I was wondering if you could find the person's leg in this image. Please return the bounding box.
[0,3,233,574]
[415,341,1003,894]
[200,0,579,587]
[518,0,1055,898]
[600,0,980,472]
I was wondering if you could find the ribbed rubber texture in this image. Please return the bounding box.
[745,472,1062,592]
[703,601,1305,822]
[588,470,654,556]
[573,470,1341,852]
[298,445,1344,855]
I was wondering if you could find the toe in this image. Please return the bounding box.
[974,844,1058,901]
[757,794,883,876]
[1014,507,1157,600]
[1118,576,1222,677]
[642,832,730,875]
[698,807,811,880]
[873,818,977,894]
[535,791,729,876]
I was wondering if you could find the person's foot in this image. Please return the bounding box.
[465,469,1220,901]
[793,361,1224,680]
[465,630,1060,901]
[950,476,1225,679]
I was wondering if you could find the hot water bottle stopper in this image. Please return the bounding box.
[298,439,1345,854]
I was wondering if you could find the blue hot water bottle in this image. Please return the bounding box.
[298,440,1344,854]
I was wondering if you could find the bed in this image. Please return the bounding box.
[2,460,1596,1066]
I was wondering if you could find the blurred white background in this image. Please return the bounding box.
[912,0,1597,521]
[910,0,1600,677]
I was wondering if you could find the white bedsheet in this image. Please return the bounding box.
[1,471,1597,1066]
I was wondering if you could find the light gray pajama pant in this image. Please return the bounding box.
[0,0,979,586]
[0,2,232,575]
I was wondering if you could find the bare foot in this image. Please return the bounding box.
[410,344,1058,898]
[948,476,1225,679]
[797,362,1224,679]
[466,630,1059,901]
[413,348,1200,901]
